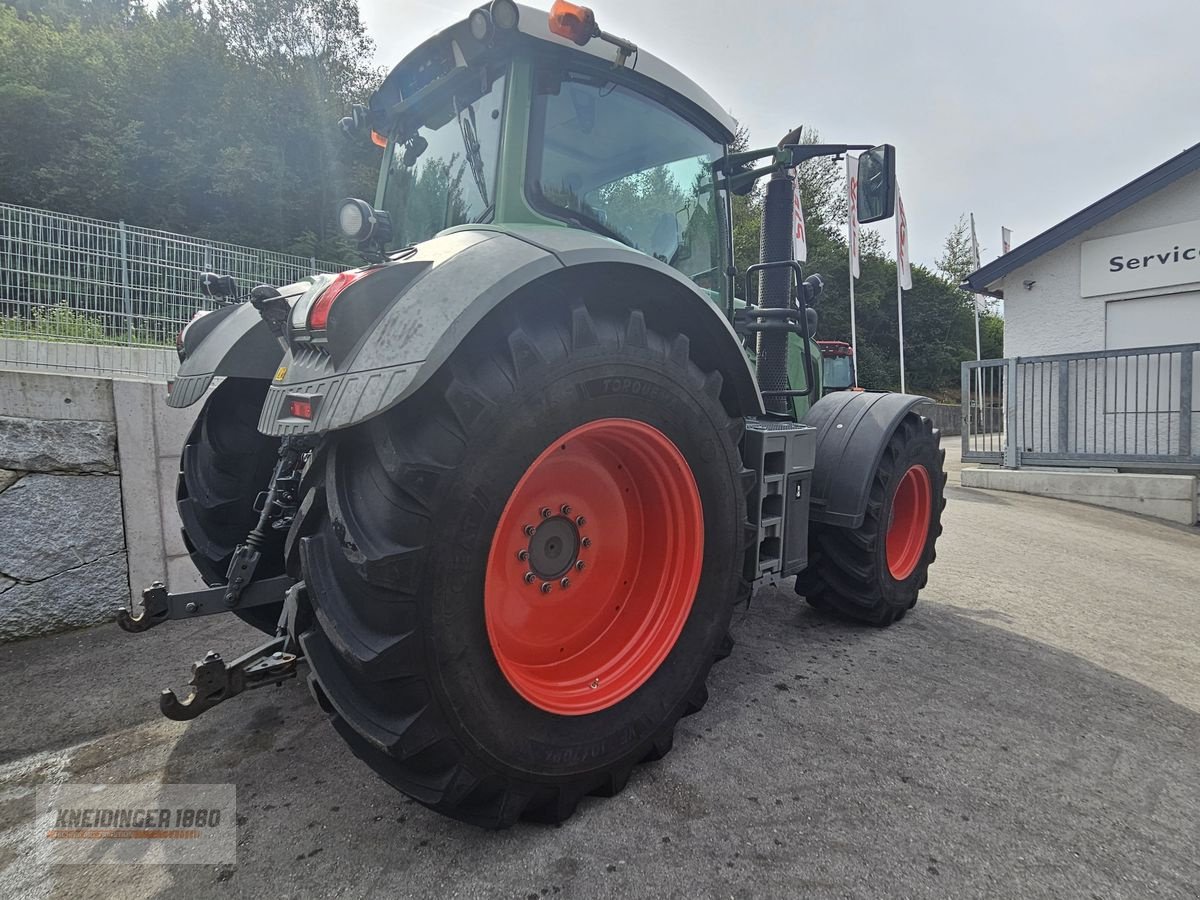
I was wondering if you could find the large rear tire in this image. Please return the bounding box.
[295,301,752,827]
[795,411,945,626]
[177,377,285,634]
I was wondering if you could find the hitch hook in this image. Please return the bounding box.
[160,636,299,721]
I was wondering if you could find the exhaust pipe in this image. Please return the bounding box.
[756,165,797,415]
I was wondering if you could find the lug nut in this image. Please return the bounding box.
[560,504,572,515]
[575,516,586,527]
[540,582,553,594]
[524,524,536,537]
[524,572,536,584]
[560,577,570,589]
[516,549,529,561]
[540,507,552,519]
[581,537,592,548]
[575,560,585,572]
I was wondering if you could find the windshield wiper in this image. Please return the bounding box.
[456,99,489,208]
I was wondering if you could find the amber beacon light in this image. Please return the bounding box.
[548,0,597,45]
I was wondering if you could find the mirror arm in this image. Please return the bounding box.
[716,143,879,193]
[721,162,782,194]
[781,143,875,166]
[715,145,780,174]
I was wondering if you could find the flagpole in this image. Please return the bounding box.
[896,261,906,394]
[846,155,860,386]
[895,186,909,394]
[970,213,983,420]
[848,246,859,386]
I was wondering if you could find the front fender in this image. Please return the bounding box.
[167,281,311,408]
[803,390,931,529]
[258,226,763,435]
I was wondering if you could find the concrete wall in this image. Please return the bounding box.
[0,338,178,382]
[111,380,207,600]
[962,466,1199,526]
[0,369,204,641]
[998,168,1200,358]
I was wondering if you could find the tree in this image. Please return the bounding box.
[935,214,977,287]
[0,0,381,260]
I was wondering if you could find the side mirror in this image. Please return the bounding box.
[338,104,372,142]
[198,272,237,299]
[856,144,896,223]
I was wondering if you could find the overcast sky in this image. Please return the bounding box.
[358,0,1200,268]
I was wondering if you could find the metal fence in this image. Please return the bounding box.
[962,344,1200,471]
[0,202,342,379]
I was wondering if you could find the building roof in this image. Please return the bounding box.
[965,141,1200,295]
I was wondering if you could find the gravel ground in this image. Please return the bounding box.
[1,441,1197,899]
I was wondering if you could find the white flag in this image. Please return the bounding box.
[896,186,912,290]
[792,170,807,262]
[969,212,981,270]
[1001,226,1012,255]
[846,155,860,279]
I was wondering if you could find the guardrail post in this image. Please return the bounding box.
[1181,350,1193,458]
[1057,359,1070,454]
[1004,357,1019,468]
[118,219,133,344]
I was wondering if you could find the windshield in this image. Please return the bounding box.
[381,70,506,248]
[528,66,724,286]
[823,355,854,390]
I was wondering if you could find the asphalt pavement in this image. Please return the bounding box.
[1,441,1198,899]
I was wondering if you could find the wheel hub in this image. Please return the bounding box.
[527,516,579,580]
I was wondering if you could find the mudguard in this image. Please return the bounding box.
[166,280,312,408]
[257,225,764,436]
[802,390,932,529]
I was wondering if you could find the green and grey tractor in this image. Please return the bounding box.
[119,0,947,828]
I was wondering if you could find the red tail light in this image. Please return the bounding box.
[288,397,314,420]
[308,270,369,331]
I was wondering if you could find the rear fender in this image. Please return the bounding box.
[258,226,763,435]
[167,281,311,408]
[803,390,932,529]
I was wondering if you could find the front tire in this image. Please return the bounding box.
[295,302,751,827]
[795,411,946,626]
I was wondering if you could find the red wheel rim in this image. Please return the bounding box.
[484,419,704,715]
[886,464,932,580]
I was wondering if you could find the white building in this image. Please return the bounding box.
[961,145,1199,524]
[967,142,1200,356]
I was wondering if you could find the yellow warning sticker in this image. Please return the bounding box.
[274,366,288,382]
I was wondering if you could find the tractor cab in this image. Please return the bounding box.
[336,1,896,418]
[817,340,858,394]
[348,0,733,294]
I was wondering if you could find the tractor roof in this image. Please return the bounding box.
[374,3,737,141]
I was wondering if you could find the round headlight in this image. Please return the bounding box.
[337,198,373,241]
[490,0,519,30]
[469,8,493,41]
